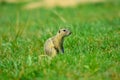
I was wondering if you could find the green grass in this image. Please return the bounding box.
[0,2,120,80]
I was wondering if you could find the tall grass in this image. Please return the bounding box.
[0,2,120,80]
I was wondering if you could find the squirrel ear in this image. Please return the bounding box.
[59,30,60,33]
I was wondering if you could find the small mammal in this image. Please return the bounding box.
[44,28,71,57]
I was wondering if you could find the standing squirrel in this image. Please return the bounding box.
[44,28,71,57]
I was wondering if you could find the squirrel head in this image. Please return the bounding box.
[58,28,71,37]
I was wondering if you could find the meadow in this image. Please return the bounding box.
[0,1,120,80]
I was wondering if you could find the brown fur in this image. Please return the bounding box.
[44,28,71,57]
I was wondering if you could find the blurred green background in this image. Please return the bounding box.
[0,0,120,80]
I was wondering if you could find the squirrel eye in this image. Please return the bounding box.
[63,30,66,32]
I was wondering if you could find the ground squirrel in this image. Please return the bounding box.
[44,28,71,57]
